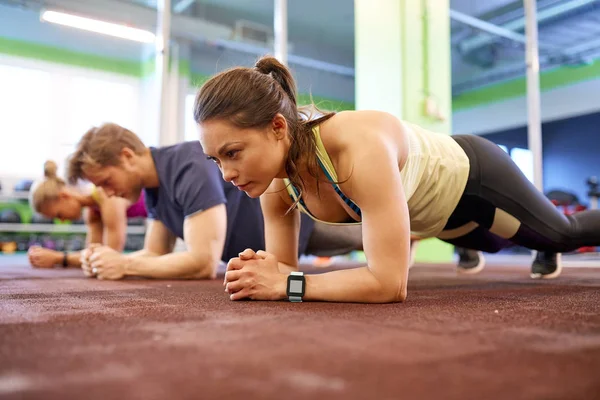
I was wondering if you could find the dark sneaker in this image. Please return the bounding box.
[530,251,562,279]
[456,248,485,274]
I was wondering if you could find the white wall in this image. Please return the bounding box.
[453,78,600,135]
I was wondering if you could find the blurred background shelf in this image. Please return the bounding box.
[0,192,30,202]
[0,223,146,234]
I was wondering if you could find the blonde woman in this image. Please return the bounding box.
[27,161,147,268]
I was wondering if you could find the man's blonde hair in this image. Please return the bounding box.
[67,123,146,184]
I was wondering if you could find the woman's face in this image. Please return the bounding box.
[199,116,289,198]
[39,192,83,221]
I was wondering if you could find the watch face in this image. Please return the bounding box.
[287,275,305,296]
[289,280,303,294]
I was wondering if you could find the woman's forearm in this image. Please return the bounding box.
[298,266,406,303]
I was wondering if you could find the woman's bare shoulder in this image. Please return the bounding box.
[326,110,402,127]
[319,110,406,152]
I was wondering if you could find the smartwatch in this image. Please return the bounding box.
[62,251,68,268]
[287,271,305,302]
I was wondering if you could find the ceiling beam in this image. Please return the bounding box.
[458,0,599,54]
[173,0,195,14]
[449,10,557,51]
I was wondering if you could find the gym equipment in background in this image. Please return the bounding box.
[28,235,43,249]
[14,179,33,192]
[41,236,56,250]
[547,188,596,254]
[31,213,54,224]
[125,234,145,251]
[1,241,17,254]
[128,217,146,226]
[15,236,29,252]
[587,176,599,210]
[66,236,85,251]
[0,209,22,223]
[54,238,66,252]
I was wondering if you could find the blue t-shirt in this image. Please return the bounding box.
[144,141,314,262]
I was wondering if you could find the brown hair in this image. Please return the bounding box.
[67,123,146,184]
[29,160,67,213]
[193,55,335,200]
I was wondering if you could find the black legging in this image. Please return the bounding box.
[440,134,600,253]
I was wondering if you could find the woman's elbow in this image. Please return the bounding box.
[375,276,407,303]
[394,285,408,303]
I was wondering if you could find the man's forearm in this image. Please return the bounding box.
[125,251,217,279]
[127,249,160,258]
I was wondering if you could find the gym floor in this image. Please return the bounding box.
[1,255,599,399]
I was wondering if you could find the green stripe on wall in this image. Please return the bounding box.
[190,72,210,88]
[189,73,355,111]
[0,36,142,77]
[453,58,600,111]
[297,94,355,111]
[178,58,190,77]
[140,56,155,77]
[141,57,190,77]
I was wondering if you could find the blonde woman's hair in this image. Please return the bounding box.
[29,160,66,213]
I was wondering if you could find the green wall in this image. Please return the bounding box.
[407,0,454,263]
[453,58,600,111]
[355,0,455,263]
[401,0,452,134]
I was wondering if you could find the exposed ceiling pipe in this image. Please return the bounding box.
[452,49,597,96]
[449,10,558,51]
[480,0,566,27]
[450,0,562,43]
[205,39,355,77]
[453,15,600,96]
[562,36,600,56]
[458,0,600,54]
[173,0,195,14]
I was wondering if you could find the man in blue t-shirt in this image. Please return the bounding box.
[66,123,362,280]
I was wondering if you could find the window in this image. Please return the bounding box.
[510,147,534,183]
[66,76,138,144]
[0,60,141,181]
[0,64,53,177]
